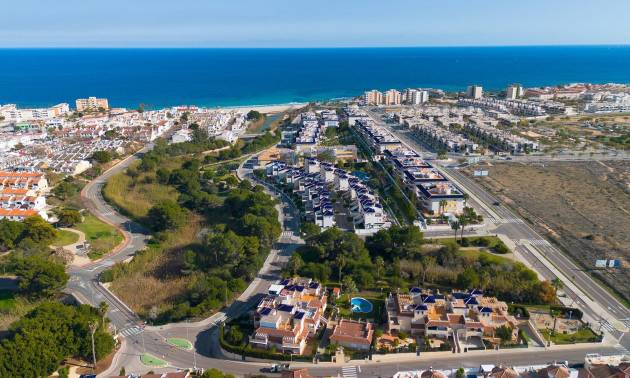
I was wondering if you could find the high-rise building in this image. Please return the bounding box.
[506,84,524,100]
[403,89,429,105]
[384,89,402,105]
[75,97,109,111]
[466,85,483,99]
[363,90,383,106]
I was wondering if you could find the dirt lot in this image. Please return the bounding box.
[465,160,630,301]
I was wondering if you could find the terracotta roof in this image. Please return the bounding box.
[421,370,447,378]
[537,365,571,378]
[282,368,314,378]
[490,366,519,378]
[330,319,373,346]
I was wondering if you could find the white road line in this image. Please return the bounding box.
[120,326,143,337]
[342,366,358,378]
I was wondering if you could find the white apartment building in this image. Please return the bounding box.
[363,90,383,106]
[466,85,483,99]
[0,103,70,122]
[384,89,402,105]
[75,97,109,111]
[506,84,524,100]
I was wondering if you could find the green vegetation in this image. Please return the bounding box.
[140,354,168,367]
[541,327,600,344]
[166,337,193,350]
[55,208,82,227]
[246,110,263,121]
[200,369,236,378]
[101,141,281,322]
[0,216,58,252]
[52,176,84,202]
[0,302,115,377]
[75,214,123,260]
[10,255,69,299]
[289,226,554,305]
[91,150,114,164]
[0,290,17,313]
[51,229,79,247]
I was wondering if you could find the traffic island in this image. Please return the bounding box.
[140,354,168,367]
[166,337,193,350]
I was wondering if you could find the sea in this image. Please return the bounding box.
[1,46,629,109]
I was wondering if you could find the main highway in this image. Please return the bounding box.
[65,139,628,377]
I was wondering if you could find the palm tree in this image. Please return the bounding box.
[552,277,564,297]
[459,217,469,241]
[336,254,346,289]
[462,193,469,208]
[375,256,385,280]
[98,301,109,326]
[438,200,447,215]
[450,221,460,241]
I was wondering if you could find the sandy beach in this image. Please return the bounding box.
[214,102,308,114]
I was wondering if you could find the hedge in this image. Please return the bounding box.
[219,325,316,362]
[550,306,583,320]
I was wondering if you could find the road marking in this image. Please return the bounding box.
[120,326,144,337]
[342,366,358,378]
[530,239,551,247]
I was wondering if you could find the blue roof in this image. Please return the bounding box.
[469,289,484,296]
[294,311,305,319]
[260,307,272,316]
[309,282,319,289]
[478,306,493,313]
[422,295,436,304]
[464,296,479,305]
[277,304,294,312]
[294,285,305,292]
[414,304,428,311]
[280,279,290,285]
[410,287,422,294]
[452,292,467,299]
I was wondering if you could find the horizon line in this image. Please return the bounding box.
[1,43,630,49]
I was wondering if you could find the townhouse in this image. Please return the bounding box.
[0,171,48,193]
[329,319,374,351]
[385,288,518,343]
[353,119,402,153]
[250,277,328,355]
[266,158,389,232]
[463,123,539,154]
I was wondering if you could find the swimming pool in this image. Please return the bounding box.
[350,297,373,313]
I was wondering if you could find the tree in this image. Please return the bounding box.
[456,267,480,289]
[462,193,469,207]
[551,277,564,297]
[456,368,465,378]
[21,215,58,245]
[246,110,263,121]
[56,208,82,227]
[98,301,109,326]
[146,200,187,231]
[450,221,460,241]
[91,150,113,164]
[342,276,357,294]
[201,369,236,378]
[375,256,385,280]
[12,255,69,298]
[52,179,80,200]
[438,200,447,215]
[300,222,321,239]
[0,219,25,251]
[495,325,513,342]
[287,254,304,276]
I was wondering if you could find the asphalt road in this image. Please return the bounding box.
[378,120,630,349]
[65,141,629,377]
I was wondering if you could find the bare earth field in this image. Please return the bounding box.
[465,160,630,301]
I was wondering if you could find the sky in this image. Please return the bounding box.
[2,0,630,48]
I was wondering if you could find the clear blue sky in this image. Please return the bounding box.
[2,0,630,47]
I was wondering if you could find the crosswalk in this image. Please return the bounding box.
[529,239,551,247]
[620,318,630,329]
[491,217,525,225]
[614,344,629,355]
[341,366,358,378]
[120,326,144,337]
[599,320,615,333]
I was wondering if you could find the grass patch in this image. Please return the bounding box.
[140,354,168,367]
[75,214,124,260]
[0,290,17,312]
[51,229,80,247]
[102,161,181,219]
[108,216,203,317]
[166,337,193,350]
[541,327,600,344]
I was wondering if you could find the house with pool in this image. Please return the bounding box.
[250,277,329,355]
[385,288,518,344]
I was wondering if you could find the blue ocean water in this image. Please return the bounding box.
[0,46,629,109]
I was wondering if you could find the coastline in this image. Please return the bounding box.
[212,102,309,114]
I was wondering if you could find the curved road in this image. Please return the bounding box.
[66,145,625,377]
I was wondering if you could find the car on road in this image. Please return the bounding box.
[262,363,290,373]
[493,201,501,206]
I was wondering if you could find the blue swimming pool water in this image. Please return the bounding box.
[350,297,373,313]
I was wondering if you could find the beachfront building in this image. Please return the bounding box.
[384,89,402,105]
[385,288,518,343]
[403,89,429,105]
[506,84,524,100]
[363,90,383,106]
[0,103,70,122]
[329,319,374,351]
[250,277,328,355]
[75,97,109,112]
[466,85,483,99]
